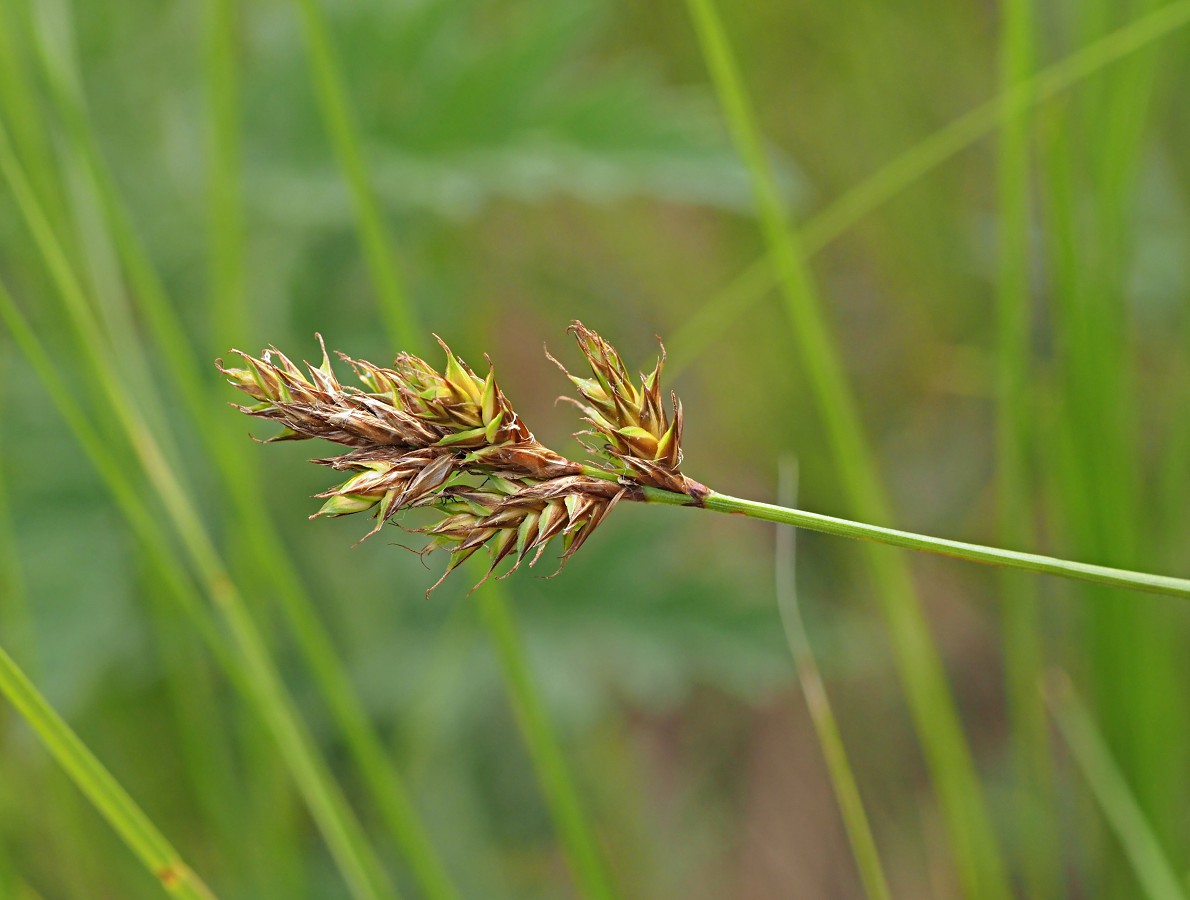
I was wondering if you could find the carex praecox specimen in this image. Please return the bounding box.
[217,322,706,593]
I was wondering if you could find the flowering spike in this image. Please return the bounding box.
[554,321,705,499]
[219,325,702,594]
[312,493,380,518]
[436,336,483,406]
[481,364,498,425]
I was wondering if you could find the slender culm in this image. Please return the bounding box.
[219,323,1190,602]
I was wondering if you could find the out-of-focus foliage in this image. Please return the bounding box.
[1,0,1189,896]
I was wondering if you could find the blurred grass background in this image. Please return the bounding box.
[0,0,1188,896]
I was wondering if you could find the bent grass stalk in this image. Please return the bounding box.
[223,327,1190,612]
[637,483,1190,600]
[0,643,217,900]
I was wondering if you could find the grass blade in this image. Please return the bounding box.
[0,0,70,239]
[203,0,245,349]
[1046,674,1189,900]
[16,4,461,891]
[0,283,245,687]
[0,135,396,900]
[1040,2,1184,886]
[993,1,1058,895]
[0,391,104,896]
[665,0,1190,378]
[0,642,217,900]
[681,1,1011,895]
[282,4,620,893]
[289,0,420,350]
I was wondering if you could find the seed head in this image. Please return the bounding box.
[549,321,704,497]
[218,325,703,594]
[216,336,442,448]
[216,335,577,481]
[419,475,625,596]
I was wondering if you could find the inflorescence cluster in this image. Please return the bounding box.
[217,322,706,593]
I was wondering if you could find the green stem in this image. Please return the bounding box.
[581,466,1190,601]
[635,482,1190,600]
[0,644,217,900]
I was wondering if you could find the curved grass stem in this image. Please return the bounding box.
[632,481,1190,601]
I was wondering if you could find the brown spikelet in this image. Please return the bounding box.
[219,334,630,593]
[217,336,579,481]
[416,476,626,595]
[218,325,705,593]
[548,321,705,499]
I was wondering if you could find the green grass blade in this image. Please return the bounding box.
[0,391,103,897]
[24,0,184,462]
[0,643,218,900]
[994,1,1058,896]
[1041,2,1183,885]
[1046,674,1189,900]
[665,0,1190,378]
[774,462,891,900]
[476,581,618,900]
[0,284,245,688]
[681,1,1011,895]
[142,566,250,890]
[15,6,460,891]
[203,0,245,349]
[289,0,420,350]
[0,136,396,900]
[0,278,394,899]
[800,0,1190,255]
[0,0,70,238]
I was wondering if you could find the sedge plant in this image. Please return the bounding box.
[219,322,1190,602]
